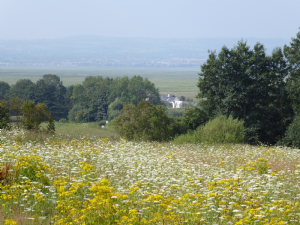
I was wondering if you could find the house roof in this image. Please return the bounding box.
[160,95,180,103]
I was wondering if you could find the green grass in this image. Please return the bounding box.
[54,122,120,140]
[0,67,200,92]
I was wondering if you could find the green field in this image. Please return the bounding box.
[54,122,120,140]
[0,67,200,92]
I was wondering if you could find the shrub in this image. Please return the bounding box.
[68,107,90,123]
[182,107,209,130]
[9,96,24,128]
[0,100,10,129]
[114,101,174,141]
[173,130,199,144]
[174,115,245,144]
[108,97,123,120]
[21,100,55,133]
[283,114,300,148]
[166,108,185,118]
[98,120,107,126]
[59,118,68,123]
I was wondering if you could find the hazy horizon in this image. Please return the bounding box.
[0,36,291,68]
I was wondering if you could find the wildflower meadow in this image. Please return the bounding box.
[1,129,300,224]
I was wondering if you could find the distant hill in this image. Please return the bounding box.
[0,36,290,68]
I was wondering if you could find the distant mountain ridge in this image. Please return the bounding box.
[0,36,290,68]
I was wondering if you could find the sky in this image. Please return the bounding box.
[0,0,299,40]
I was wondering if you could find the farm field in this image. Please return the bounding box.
[0,68,199,92]
[1,127,300,224]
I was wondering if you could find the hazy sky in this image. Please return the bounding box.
[1,0,299,40]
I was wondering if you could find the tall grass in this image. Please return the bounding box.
[174,114,245,144]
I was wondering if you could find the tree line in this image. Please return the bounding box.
[198,29,300,145]
[0,75,161,123]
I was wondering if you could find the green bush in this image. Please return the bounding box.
[166,109,185,118]
[59,118,68,123]
[283,115,300,148]
[98,120,107,126]
[173,130,198,144]
[68,107,90,123]
[114,101,174,141]
[0,100,10,129]
[182,107,209,130]
[174,115,245,144]
[108,97,123,121]
[21,100,55,133]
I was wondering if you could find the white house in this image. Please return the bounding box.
[160,94,182,108]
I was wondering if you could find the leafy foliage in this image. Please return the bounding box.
[0,81,10,101]
[114,101,173,141]
[0,100,10,129]
[284,28,300,79]
[9,96,24,128]
[9,79,36,100]
[35,74,67,120]
[107,97,123,120]
[284,29,300,114]
[9,97,24,116]
[174,115,245,144]
[196,115,245,144]
[69,75,161,122]
[198,41,293,144]
[182,107,209,130]
[21,100,55,133]
[284,115,300,149]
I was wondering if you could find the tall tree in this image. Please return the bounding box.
[9,79,36,101]
[284,28,300,79]
[64,85,74,112]
[284,29,300,114]
[198,41,291,144]
[9,96,24,127]
[0,81,10,101]
[270,47,293,139]
[35,74,67,120]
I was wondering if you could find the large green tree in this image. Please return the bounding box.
[35,74,67,120]
[282,29,300,147]
[284,29,300,79]
[108,76,161,106]
[9,79,36,101]
[0,81,10,101]
[198,41,292,144]
[114,101,173,141]
[284,29,300,114]
[69,77,112,122]
[0,100,10,129]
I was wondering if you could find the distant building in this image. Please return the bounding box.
[160,94,182,108]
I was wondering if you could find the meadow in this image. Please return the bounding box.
[1,124,300,224]
[0,68,199,93]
